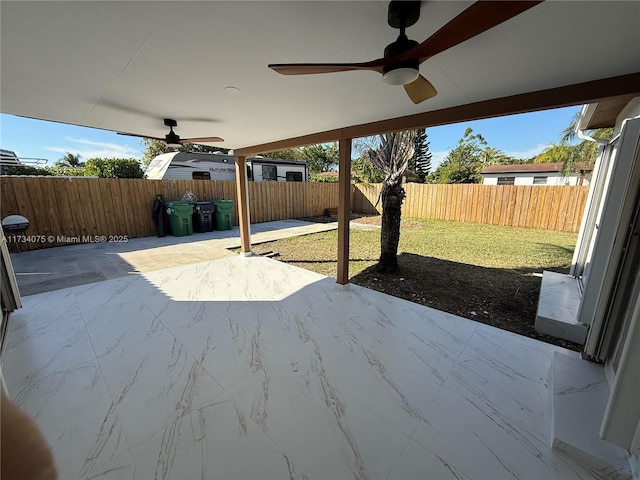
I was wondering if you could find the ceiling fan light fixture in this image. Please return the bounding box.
[165,131,181,148]
[383,67,419,86]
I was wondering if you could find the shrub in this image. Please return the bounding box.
[310,173,339,183]
[1,165,52,176]
[84,158,144,178]
[44,167,90,176]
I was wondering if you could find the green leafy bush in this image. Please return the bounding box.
[310,173,339,183]
[84,158,144,178]
[1,165,53,176]
[45,167,90,176]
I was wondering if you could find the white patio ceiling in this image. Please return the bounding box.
[1,1,639,153]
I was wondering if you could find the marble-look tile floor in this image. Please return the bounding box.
[2,255,617,479]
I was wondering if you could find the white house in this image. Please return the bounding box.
[480,162,592,185]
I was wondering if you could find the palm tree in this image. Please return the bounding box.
[560,111,581,144]
[541,142,582,177]
[555,110,614,175]
[367,131,416,273]
[55,152,83,168]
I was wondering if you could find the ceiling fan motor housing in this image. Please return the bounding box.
[165,131,181,145]
[382,34,420,83]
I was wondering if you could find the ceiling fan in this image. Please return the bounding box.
[269,1,542,104]
[118,118,223,147]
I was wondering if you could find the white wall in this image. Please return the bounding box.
[482,172,587,186]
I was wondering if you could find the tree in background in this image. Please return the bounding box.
[266,144,338,179]
[141,139,229,165]
[532,112,613,175]
[55,152,83,168]
[479,146,516,166]
[368,131,416,273]
[263,148,303,161]
[427,128,487,184]
[2,154,140,178]
[46,167,91,177]
[534,142,582,176]
[1,165,90,177]
[300,143,338,175]
[84,158,144,178]
[351,154,385,183]
[1,165,53,176]
[309,173,339,183]
[409,128,432,182]
[427,127,518,184]
[142,139,171,165]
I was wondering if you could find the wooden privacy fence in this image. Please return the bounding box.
[353,183,589,232]
[0,177,338,250]
[1,177,587,251]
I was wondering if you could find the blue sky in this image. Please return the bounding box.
[0,105,580,169]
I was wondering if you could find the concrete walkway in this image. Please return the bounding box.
[11,220,350,296]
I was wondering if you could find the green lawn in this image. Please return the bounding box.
[250,218,578,277]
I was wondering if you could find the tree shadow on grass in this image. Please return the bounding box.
[349,252,580,351]
[533,242,577,258]
[284,258,377,264]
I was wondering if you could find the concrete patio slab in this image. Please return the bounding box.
[10,220,340,296]
[3,254,626,480]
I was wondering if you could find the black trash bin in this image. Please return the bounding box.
[192,201,215,233]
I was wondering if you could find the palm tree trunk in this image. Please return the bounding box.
[377,180,404,273]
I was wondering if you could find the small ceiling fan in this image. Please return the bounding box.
[269,1,542,104]
[118,118,223,147]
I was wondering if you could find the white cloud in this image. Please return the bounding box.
[504,143,549,160]
[46,137,142,160]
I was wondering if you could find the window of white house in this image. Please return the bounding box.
[192,171,211,180]
[497,176,515,185]
[285,171,303,182]
[533,176,548,185]
[262,165,277,181]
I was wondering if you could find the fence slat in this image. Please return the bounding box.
[1,178,589,251]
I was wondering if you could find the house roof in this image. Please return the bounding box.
[480,162,593,175]
[1,2,639,154]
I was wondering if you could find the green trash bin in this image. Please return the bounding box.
[213,200,233,231]
[166,200,194,236]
